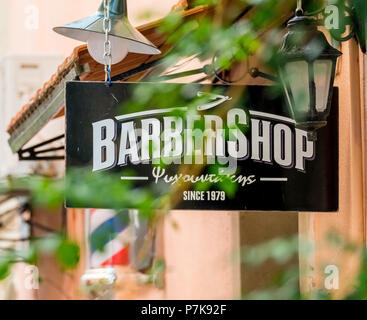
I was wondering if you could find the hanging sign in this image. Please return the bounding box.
[66,82,338,212]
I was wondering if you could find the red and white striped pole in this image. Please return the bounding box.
[81,209,132,300]
[81,208,155,299]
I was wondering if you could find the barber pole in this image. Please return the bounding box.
[81,207,154,299]
[88,209,132,268]
[81,209,133,300]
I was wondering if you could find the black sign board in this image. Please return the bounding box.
[66,82,338,212]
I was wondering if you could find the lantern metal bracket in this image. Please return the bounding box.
[249,68,278,82]
[111,59,163,81]
[18,134,65,161]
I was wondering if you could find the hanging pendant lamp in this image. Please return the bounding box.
[53,0,161,65]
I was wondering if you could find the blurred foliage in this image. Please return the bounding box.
[145,259,166,289]
[0,234,79,281]
[240,231,367,300]
[0,0,367,299]
[242,236,311,266]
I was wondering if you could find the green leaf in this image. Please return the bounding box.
[56,240,80,269]
[0,263,10,281]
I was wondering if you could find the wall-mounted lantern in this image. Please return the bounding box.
[53,0,161,66]
[278,10,342,141]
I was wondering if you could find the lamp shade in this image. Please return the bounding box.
[53,0,161,59]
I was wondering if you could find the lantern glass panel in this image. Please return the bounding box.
[314,59,333,113]
[285,61,310,116]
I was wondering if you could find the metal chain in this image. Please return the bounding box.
[296,0,303,15]
[103,0,112,85]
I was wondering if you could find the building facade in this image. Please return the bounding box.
[1,0,367,300]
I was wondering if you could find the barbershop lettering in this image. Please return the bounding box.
[92,109,314,173]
